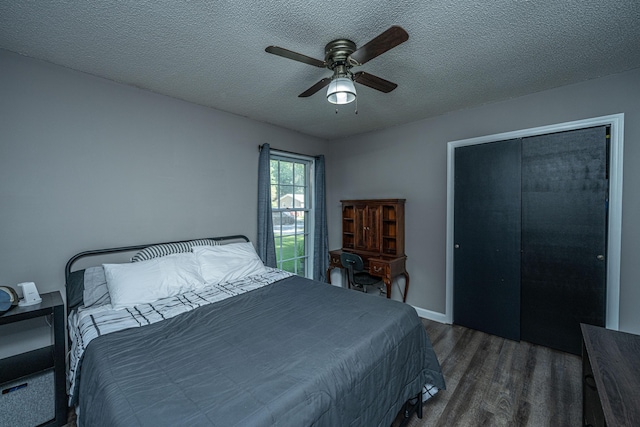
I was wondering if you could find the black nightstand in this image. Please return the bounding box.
[0,291,66,427]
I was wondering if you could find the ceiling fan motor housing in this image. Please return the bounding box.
[324,39,357,75]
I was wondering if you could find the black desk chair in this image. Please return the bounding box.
[340,252,385,296]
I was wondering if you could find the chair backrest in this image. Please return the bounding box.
[340,252,364,286]
[340,252,364,271]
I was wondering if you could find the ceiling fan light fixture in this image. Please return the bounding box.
[326,77,356,104]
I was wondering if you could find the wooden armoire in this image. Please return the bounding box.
[328,199,410,301]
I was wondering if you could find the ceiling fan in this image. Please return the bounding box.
[265,26,409,105]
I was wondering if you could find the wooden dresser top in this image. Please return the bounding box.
[581,323,640,427]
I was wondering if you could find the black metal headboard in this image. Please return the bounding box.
[65,235,250,281]
[64,235,250,313]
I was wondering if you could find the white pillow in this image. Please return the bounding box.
[192,242,268,284]
[103,252,204,309]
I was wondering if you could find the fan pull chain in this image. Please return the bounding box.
[333,96,358,114]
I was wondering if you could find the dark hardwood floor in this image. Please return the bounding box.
[397,319,582,427]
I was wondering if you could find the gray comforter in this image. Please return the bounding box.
[78,276,445,426]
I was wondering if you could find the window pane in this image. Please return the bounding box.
[294,186,305,209]
[279,234,297,272]
[279,186,294,209]
[295,213,306,234]
[280,161,293,185]
[294,163,306,186]
[270,160,279,185]
[270,184,278,208]
[274,235,282,255]
[272,213,284,236]
[295,234,304,256]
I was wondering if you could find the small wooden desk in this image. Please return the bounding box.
[327,249,410,302]
[331,199,409,302]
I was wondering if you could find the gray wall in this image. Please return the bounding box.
[2,47,638,341]
[326,68,640,334]
[0,49,327,297]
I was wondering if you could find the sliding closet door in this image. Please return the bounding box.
[453,140,521,341]
[520,127,608,354]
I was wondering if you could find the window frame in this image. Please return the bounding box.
[270,151,316,278]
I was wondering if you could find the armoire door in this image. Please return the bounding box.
[520,126,608,354]
[453,139,522,341]
[354,204,380,252]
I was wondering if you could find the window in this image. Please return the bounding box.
[270,153,314,277]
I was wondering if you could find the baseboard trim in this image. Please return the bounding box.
[412,306,449,324]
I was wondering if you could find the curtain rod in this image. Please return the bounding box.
[258,144,322,159]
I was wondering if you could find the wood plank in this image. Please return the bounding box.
[394,320,582,426]
[581,323,640,426]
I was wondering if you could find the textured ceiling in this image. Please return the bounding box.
[1,1,639,140]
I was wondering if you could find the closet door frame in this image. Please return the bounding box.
[445,114,624,330]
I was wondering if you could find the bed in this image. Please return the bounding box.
[65,235,445,426]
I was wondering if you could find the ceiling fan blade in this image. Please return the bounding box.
[265,46,325,68]
[349,26,409,65]
[352,72,398,93]
[298,78,332,97]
